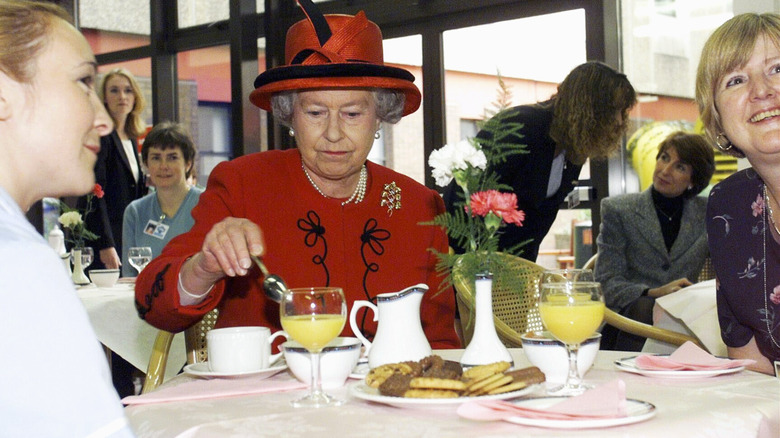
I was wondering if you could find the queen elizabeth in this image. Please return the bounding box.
[135,0,461,349]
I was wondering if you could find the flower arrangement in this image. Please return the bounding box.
[426,108,529,280]
[58,184,103,249]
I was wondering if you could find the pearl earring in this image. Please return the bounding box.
[288,128,295,137]
[374,130,381,140]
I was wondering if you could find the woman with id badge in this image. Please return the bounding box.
[122,121,202,277]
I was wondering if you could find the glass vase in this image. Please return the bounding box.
[459,272,513,367]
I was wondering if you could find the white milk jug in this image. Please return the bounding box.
[349,283,432,368]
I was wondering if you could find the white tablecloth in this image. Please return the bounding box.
[125,349,779,437]
[643,279,727,356]
[77,282,186,380]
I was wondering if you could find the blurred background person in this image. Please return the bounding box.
[81,67,147,398]
[0,1,133,435]
[80,67,146,271]
[698,12,780,375]
[595,132,715,351]
[122,121,203,277]
[134,2,460,349]
[443,61,636,261]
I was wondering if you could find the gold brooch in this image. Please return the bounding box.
[381,182,401,216]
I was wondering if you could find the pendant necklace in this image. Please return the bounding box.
[655,204,681,222]
[303,163,367,206]
[762,184,780,349]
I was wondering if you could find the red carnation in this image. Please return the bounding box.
[468,190,525,226]
[93,184,104,199]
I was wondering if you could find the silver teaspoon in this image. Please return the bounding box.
[251,255,287,303]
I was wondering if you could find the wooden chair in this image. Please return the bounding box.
[585,254,706,349]
[452,252,546,348]
[141,309,219,394]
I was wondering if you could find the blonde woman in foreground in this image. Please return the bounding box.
[0,1,134,435]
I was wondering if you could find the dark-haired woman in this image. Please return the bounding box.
[595,132,715,350]
[444,61,637,261]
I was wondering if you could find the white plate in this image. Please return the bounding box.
[183,362,287,379]
[349,381,537,409]
[505,397,656,429]
[614,356,744,378]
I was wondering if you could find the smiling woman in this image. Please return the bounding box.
[697,12,780,375]
[122,121,203,278]
[0,1,133,436]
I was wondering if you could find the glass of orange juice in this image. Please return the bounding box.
[280,287,346,407]
[539,271,604,395]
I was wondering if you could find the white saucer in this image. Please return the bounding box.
[504,397,656,429]
[614,356,744,378]
[183,362,287,379]
[348,361,370,379]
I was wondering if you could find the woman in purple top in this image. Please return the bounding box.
[697,13,780,375]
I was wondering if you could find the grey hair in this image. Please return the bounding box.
[270,89,406,126]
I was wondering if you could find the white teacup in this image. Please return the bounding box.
[520,331,601,385]
[207,326,287,373]
[283,337,362,389]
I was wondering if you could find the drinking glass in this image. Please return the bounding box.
[74,246,94,269]
[280,287,346,408]
[127,246,153,274]
[538,270,604,395]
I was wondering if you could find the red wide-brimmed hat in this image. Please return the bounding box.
[249,0,421,116]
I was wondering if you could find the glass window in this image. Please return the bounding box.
[381,35,425,184]
[79,0,150,54]
[178,0,229,28]
[442,10,587,268]
[177,46,232,185]
[618,0,738,198]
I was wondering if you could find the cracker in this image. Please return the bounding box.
[486,380,528,395]
[409,377,466,391]
[462,361,511,381]
[403,389,460,399]
[477,375,513,394]
[465,372,505,394]
[366,362,414,388]
[505,366,546,385]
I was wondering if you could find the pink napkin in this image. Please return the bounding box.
[122,373,307,405]
[457,379,627,421]
[634,341,755,371]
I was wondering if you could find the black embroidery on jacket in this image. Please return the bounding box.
[354,218,390,334]
[297,210,329,285]
[136,263,170,320]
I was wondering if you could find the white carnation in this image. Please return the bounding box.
[58,211,83,229]
[428,139,486,187]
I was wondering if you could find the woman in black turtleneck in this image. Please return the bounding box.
[594,132,715,350]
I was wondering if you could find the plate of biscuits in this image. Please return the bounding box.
[349,356,544,408]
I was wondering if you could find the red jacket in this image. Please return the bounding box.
[135,149,460,349]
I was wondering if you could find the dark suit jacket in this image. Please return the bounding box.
[595,188,708,311]
[79,130,145,269]
[443,100,582,260]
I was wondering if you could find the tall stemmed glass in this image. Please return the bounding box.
[539,269,604,395]
[280,287,346,408]
[127,246,153,274]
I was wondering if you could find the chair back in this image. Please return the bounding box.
[142,309,219,394]
[453,252,546,348]
[697,256,715,282]
[586,253,707,350]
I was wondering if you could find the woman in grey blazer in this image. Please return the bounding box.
[595,132,715,350]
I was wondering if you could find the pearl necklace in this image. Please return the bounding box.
[302,164,367,206]
[762,184,780,349]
